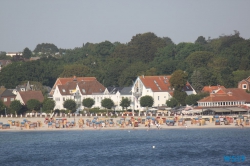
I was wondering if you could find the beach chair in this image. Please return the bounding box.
[20,122,25,127]
[215,120,220,125]
[166,120,175,126]
[48,122,53,128]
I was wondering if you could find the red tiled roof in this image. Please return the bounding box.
[58,77,96,85]
[19,91,44,104]
[57,80,105,95]
[198,88,250,103]
[50,76,97,95]
[139,75,192,92]
[202,85,226,93]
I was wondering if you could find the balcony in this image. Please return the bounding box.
[133,92,142,98]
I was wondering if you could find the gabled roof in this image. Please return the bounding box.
[18,91,44,104]
[0,89,16,97]
[139,75,192,92]
[198,88,250,103]
[78,80,105,95]
[50,76,97,95]
[202,85,226,93]
[57,76,96,85]
[57,79,105,95]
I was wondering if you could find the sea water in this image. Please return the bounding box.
[0,128,249,166]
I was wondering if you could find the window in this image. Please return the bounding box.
[11,98,14,101]
[55,97,60,101]
[62,89,66,92]
[4,98,7,102]
[82,89,86,93]
[158,96,160,101]
[242,84,247,89]
[63,97,65,101]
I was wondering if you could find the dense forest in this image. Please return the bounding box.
[1,31,250,93]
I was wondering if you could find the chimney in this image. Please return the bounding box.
[73,76,77,81]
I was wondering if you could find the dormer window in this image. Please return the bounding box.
[82,89,86,93]
[242,84,247,89]
[62,89,66,92]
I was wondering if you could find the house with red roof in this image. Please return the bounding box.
[49,76,96,96]
[53,78,106,110]
[131,75,196,111]
[0,86,16,107]
[197,88,250,108]
[238,76,250,91]
[15,91,44,105]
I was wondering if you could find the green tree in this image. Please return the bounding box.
[173,91,187,106]
[10,100,22,115]
[120,97,131,110]
[60,64,91,77]
[26,99,41,112]
[0,100,5,115]
[34,43,59,54]
[82,98,95,109]
[191,70,204,93]
[195,36,207,45]
[185,51,214,70]
[42,98,55,113]
[185,94,199,105]
[63,99,76,113]
[23,47,32,59]
[169,70,188,91]
[140,95,154,108]
[101,98,114,114]
[166,97,178,108]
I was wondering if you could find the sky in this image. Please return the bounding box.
[1,0,250,52]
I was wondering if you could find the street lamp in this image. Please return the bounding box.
[5,108,6,116]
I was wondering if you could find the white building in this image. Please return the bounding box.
[51,76,196,112]
[131,75,196,111]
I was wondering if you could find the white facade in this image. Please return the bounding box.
[131,76,196,111]
[131,77,172,111]
[53,84,133,111]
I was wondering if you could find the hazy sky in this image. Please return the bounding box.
[1,0,250,52]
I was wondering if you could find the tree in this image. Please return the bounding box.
[191,70,204,93]
[101,98,114,114]
[63,99,76,113]
[23,47,32,59]
[185,94,199,105]
[195,36,207,45]
[140,95,154,108]
[82,98,95,110]
[34,43,59,54]
[169,70,188,91]
[0,100,5,115]
[26,99,41,112]
[10,100,22,115]
[120,97,131,110]
[173,91,187,106]
[42,98,55,113]
[60,64,91,77]
[166,98,178,108]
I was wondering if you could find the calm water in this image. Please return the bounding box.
[0,128,249,166]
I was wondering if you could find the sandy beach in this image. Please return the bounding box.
[0,115,249,132]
